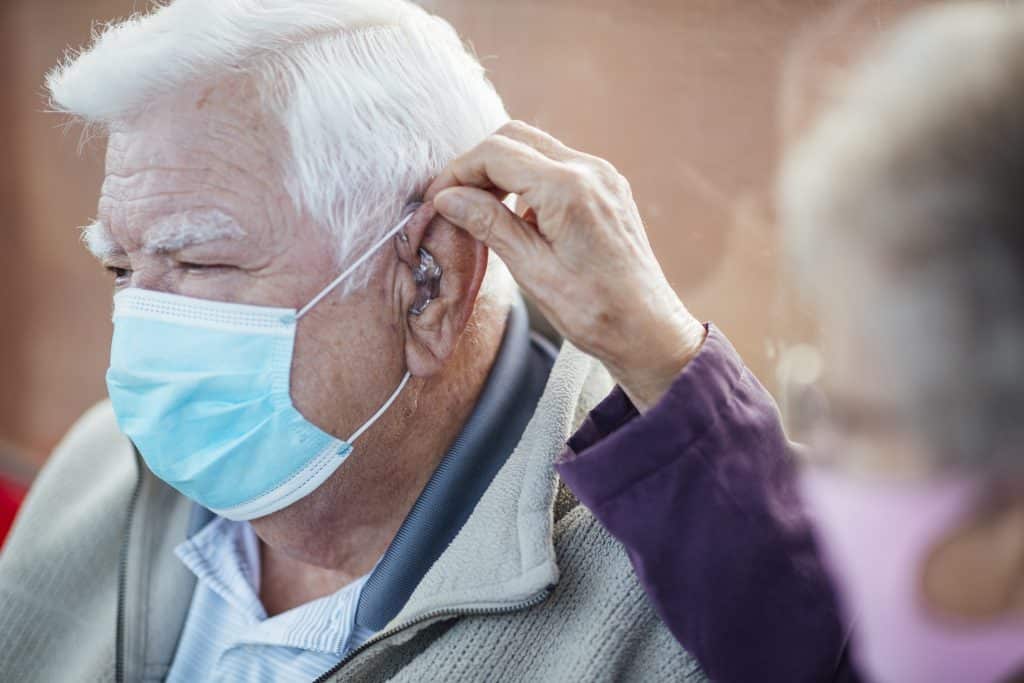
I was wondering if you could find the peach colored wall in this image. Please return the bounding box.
[0,0,873,476]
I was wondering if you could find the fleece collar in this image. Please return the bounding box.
[380,339,612,629]
[355,296,557,631]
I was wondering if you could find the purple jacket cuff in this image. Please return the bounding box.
[558,323,741,508]
[555,324,850,683]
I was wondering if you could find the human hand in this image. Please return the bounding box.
[424,121,706,411]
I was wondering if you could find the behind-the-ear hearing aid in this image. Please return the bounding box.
[410,247,442,316]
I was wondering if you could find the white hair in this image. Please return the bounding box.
[48,0,513,295]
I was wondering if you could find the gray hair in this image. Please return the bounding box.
[780,2,1024,474]
[47,0,514,299]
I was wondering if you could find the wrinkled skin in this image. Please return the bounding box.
[95,76,501,614]
[426,121,707,411]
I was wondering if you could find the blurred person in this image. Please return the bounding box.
[424,3,1024,682]
[0,1,706,681]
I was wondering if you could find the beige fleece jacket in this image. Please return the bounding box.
[0,342,706,682]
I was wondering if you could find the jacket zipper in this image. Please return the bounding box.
[312,586,554,683]
[115,454,144,683]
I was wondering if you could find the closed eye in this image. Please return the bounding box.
[106,266,132,287]
[179,262,237,273]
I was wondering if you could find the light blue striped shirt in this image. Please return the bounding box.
[166,516,375,682]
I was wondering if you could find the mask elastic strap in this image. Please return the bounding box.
[347,371,412,444]
[296,204,422,320]
[297,205,420,443]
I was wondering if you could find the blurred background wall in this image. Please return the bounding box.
[0,0,921,480]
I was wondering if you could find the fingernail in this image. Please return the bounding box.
[434,190,467,220]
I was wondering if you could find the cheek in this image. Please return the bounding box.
[285,292,405,438]
[288,312,351,433]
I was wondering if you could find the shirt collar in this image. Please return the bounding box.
[176,515,373,655]
[175,515,264,620]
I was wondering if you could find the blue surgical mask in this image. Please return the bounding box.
[106,210,417,521]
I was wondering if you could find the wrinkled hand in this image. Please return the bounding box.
[425,121,706,411]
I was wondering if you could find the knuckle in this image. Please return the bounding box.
[483,200,503,228]
[585,155,625,189]
[479,136,502,155]
[559,163,594,195]
[474,201,506,242]
[467,197,494,226]
[581,154,632,199]
[589,155,619,179]
[451,144,483,173]
[616,171,633,195]
[499,119,531,137]
[484,134,516,156]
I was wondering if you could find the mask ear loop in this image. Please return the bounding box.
[294,203,422,443]
[296,203,423,320]
[347,371,412,443]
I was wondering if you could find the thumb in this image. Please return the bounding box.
[433,187,542,267]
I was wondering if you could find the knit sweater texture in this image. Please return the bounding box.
[0,341,705,682]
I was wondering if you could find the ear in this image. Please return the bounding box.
[394,204,488,377]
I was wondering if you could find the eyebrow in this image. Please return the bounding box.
[142,210,247,255]
[80,209,247,261]
[81,220,122,261]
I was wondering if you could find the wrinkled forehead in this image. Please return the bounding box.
[97,78,290,254]
[104,77,277,181]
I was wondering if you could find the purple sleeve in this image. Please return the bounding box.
[556,325,855,683]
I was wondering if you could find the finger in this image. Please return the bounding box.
[496,122,621,184]
[424,136,560,201]
[495,193,535,236]
[432,187,545,269]
[505,194,536,223]
[494,120,585,164]
[403,202,438,238]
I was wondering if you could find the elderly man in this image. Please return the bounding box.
[0,1,701,681]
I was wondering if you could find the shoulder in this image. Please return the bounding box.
[552,503,650,597]
[31,399,135,507]
[52,399,128,461]
[2,399,136,562]
[548,504,707,680]
[0,400,131,681]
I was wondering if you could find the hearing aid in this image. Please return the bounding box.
[410,247,442,316]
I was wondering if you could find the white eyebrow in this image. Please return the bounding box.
[80,220,120,261]
[142,209,246,254]
[79,209,247,262]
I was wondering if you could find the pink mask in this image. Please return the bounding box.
[799,468,1024,683]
